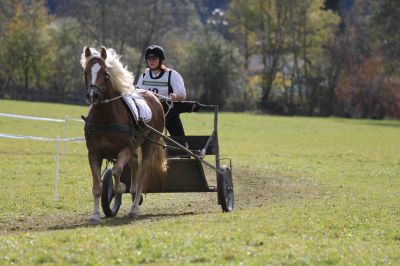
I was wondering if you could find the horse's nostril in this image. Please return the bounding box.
[86,89,99,104]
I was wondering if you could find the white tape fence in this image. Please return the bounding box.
[0,112,83,123]
[0,133,84,142]
[1,112,86,203]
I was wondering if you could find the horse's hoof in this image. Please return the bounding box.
[114,183,126,195]
[88,217,101,225]
[127,212,139,219]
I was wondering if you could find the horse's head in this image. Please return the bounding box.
[83,47,111,104]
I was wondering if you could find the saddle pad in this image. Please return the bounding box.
[122,93,152,123]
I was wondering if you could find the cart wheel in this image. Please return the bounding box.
[217,165,234,212]
[101,169,122,217]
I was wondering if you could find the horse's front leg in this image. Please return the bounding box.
[112,146,132,195]
[128,148,143,218]
[88,151,102,224]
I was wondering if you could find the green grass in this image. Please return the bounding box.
[0,99,399,265]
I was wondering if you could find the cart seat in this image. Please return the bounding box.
[166,135,215,157]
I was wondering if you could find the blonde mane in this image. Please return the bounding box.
[80,47,135,95]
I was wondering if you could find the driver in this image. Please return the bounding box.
[136,45,199,136]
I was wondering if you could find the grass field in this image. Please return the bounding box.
[0,99,399,265]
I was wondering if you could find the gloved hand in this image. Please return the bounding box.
[169,93,178,101]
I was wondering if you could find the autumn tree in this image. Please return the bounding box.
[56,0,200,81]
[0,0,15,92]
[49,17,91,102]
[225,1,254,70]
[336,57,400,118]
[333,0,400,118]
[285,0,339,115]
[0,1,55,96]
[0,0,14,35]
[226,0,339,114]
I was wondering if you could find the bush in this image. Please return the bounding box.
[336,57,400,119]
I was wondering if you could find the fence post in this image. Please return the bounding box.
[54,135,60,203]
[63,115,68,157]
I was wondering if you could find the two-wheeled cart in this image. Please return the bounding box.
[100,104,234,217]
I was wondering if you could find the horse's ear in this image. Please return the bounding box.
[84,47,91,58]
[101,47,107,60]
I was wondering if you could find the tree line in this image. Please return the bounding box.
[0,0,399,118]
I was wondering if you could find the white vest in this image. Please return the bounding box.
[140,69,172,97]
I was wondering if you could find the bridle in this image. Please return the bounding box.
[84,59,122,104]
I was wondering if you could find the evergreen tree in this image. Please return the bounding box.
[372,0,400,73]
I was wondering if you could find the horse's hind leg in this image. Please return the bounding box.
[88,151,102,224]
[128,137,167,219]
[112,147,132,195]
[128,149,141,199]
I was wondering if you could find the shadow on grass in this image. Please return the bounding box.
[332,118,400,128]
[360,121,400,128]
[0,211,202,235]
[46,211,199,231]
[1,167,322,235]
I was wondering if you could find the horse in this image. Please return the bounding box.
[80,46,167,224]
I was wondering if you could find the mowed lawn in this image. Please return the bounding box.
[0,99,399,265]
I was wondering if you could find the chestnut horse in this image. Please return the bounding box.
[81,46,166,224]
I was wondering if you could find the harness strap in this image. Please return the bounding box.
[84,122,140,139]
[85,121,168,150]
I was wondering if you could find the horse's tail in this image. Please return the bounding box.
[152,136,167,186]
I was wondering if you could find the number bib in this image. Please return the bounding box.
[140,70,171,96]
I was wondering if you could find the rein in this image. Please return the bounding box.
[150,92,174,116]
[102,94,125,104]
[86,83,124,105]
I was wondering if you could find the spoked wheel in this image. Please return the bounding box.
[101,169,122,217]
[217,165,234,212]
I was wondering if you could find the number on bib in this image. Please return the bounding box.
[147,88,159,94]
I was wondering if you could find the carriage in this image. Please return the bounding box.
[100,103,234,217]
[82,46,234,223]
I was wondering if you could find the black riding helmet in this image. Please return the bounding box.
[145,45,165,61]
